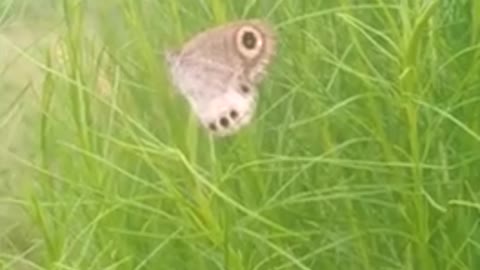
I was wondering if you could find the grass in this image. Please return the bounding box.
[1,0,480,269]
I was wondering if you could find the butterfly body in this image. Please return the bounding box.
[166,20,276,137]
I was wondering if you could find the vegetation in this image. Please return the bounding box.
[1,0,479,269]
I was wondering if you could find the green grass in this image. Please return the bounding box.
[1,0,480,269]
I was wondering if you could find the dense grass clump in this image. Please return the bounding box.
[1,0,480,269]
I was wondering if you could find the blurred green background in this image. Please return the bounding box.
[1,0,480,269]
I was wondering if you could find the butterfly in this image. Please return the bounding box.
[165,19,277,137]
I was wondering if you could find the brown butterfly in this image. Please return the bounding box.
[166,20,277,136]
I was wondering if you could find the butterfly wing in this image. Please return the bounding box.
[165,20,276,137]
[167,52,234,101]
[193,74,258,136]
